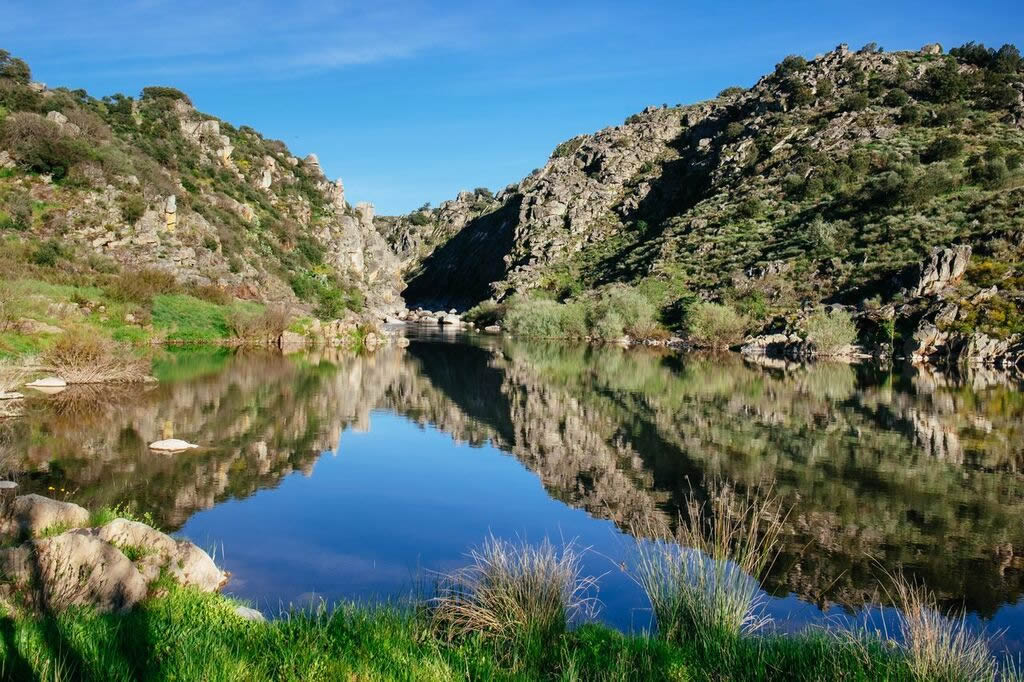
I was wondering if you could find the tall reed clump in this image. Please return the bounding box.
[630,481,786,647]
[42,331,150,383]
[431,535,599,651]
[887,571,997,682]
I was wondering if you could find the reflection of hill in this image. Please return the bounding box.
[402,341,1024,618]
[3,340,1024,617]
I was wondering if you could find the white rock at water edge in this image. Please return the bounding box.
[26,377,67,388]
[148,439,199,452]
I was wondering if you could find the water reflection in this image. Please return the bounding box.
[1,336,1023,629]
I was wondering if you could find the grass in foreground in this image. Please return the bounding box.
[0,586,919,682]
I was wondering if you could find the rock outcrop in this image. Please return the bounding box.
[0,492,226,613]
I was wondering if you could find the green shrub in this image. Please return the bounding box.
[118,192,147,224]
[464,300,505,327]
[504,297,587,338]
[686,302,749,349]
[883,88,910,107]
[931,103,967,126]
[924,60,967,103]
[774,55,807,77]
[899,104,925,124]
[409,211,431,226]
[0,114,90,180]
[30,240,66,266]
[717,86,746,98]
[923,135,963,162]
[588,286,660,340]
[0,192,32,231]
[140,86,192,105]
[841,92,869,112]
[724,122,745,140]
[803,307,858,354]
[552,138,584,159]
[0,50,30,85]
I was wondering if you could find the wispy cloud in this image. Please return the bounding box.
[1,0,490,79]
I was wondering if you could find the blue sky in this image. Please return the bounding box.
[2,1,1021,214]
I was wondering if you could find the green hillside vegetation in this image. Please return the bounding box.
[400,42,1024,352]
[0,48,396,358]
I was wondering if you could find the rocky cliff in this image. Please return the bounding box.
[0,54,403,315]
[387,42,1024,359]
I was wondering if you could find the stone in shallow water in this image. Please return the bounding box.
[26,377,67,394]
[149,438,199,452]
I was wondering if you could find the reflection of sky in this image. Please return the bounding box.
[180,409,1024,653]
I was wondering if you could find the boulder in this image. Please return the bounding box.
[395,337,411,348]
[363,332,379,351]
[920,43,943,55]
[7,494,89,536]
[0,392,23,401]
[16,319,64,335]
[166,540,228,592]
[234,605,266,622]
[80,519,227,592]
[278,330,307,348]
[26,377,67,389]
[483,325,502,334]
[0,533,147,612]
[148,439,199,452]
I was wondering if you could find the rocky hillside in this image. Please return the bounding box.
[389,42,1024,361]
[0,49,403,317]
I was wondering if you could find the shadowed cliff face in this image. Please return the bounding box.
[2,339,1024,617]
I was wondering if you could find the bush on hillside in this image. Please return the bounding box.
[30,240,66,266]
[775,55,807,78]
[883,88,910,107]
[717,86,746,98]
[803,308,858,355]
[841,92,869,112]
[140,86,192,106]
[0,114,90,180]
[923,60,967,103]
[0,50,30,85]
[685,302,749,349]
[923,136,963,163]
[106,267,180,304]
[118,192,148,224]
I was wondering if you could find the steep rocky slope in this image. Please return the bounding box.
[388,42,1024,361]
[0,50,403,316]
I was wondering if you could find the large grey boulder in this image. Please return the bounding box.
[0,533,147,612]
[6,494,89,536]
[87,519,227,591]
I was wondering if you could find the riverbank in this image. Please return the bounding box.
[0,585,926,681]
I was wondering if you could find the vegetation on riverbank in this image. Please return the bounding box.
[1,484,1019,681]
[0,587,922,681]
